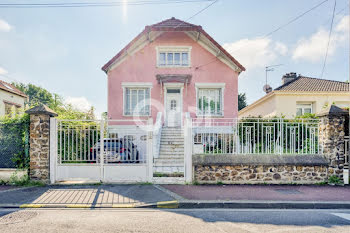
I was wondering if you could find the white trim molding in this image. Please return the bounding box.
[195,83,226,88]
[122,82,153,88]
[185,31,242,73]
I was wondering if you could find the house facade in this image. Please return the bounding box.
[0,80,27,117]
[102,18,245,127]
[239,73,350,118]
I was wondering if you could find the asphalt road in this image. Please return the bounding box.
[1,208,350,232]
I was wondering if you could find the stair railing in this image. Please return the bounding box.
[153,112,163,159]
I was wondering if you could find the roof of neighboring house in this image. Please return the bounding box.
[275,76,349,92]
[101,17,245,73]
[0,80,27,98]
[239,75,349,116]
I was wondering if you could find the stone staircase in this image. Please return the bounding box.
[153,127,184,175]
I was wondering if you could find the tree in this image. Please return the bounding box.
[12,82,95,120]
[12,82,63,109]
[238,93,247,111]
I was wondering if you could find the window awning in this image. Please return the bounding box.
[156,74,192,84]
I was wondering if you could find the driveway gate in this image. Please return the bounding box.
[50,119,153,183]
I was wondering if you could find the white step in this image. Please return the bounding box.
[159,147,184,150]
[153,167,184,174]
[160,144,184,148]
[160,136,184,139]
[160,137,182,140]
[158,156,184,159]
[153,161,184,168]
[154,159,184,164]
[159,149,184,153]
[160,143,184,147]
[159,150,184,155]
[161,132,183,135]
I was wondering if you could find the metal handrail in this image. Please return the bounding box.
[153,112,163,159]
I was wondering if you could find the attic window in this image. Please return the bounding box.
[157,46,191,67]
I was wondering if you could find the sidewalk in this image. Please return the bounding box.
[1,184,350,209]
[160,184,350,209]
[0,184,176,208]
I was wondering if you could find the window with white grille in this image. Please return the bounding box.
[157,46,191,67]
[296,103,313,116]
[197,88,222,116]
[124,88,150,116]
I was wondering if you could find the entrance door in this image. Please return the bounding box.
[166,89,181,127]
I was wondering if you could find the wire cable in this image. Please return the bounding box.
[320,0,337,78]
[196,0,332,70]
[0,0,215,8]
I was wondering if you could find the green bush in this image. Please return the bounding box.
[328,175,342,185]
[9,172,45,187]
[0,114,30,169]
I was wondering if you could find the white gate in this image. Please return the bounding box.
[50,119,153,183]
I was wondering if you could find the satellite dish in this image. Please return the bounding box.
[263,84,272,94]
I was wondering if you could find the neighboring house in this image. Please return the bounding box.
[239,72,350,118]
[0,80,27,117]
[102,17,245,127]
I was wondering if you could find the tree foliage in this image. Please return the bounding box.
[238,93,247,111]
[12,82,95,120]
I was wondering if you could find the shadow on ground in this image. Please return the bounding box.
[0,184,175,206]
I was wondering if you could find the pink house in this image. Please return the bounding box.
[102,18,244,174]
[102,17,245,127]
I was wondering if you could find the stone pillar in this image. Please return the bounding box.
[318,105,348,179]
[25,104,58,182]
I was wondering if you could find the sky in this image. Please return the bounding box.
[0,0,349,118]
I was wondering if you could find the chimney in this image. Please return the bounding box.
[282,72,297,85]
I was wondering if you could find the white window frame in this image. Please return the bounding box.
[195,83,225,117]
[156,46,192,68]
[296,103,313,116]
[122,82,152,117]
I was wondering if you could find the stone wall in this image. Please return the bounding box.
[28,114,50,182]
[193,154,329,184]
[318,106,348,179]
[194,164,328,184]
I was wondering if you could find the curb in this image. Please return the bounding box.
[0,201,179,209]
[178,201,350,209]
[1,200,350,209]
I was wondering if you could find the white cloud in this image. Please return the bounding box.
[223,38,288,69]
[0,19,12,32]
[335,15,349,33]
[292,15,349,62]
[0,66,8,75]
[64,96,92,112]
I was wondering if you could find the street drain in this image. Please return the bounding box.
[0,211,38,225]
[274,189,302,194]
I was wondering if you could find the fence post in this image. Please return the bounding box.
[25,104,58,183]
[49,118,57,184]
[100,120,105,182]
[317,105,348,180]
[184,113,192,183]
[147,118,153,183]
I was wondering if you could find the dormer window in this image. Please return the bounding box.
[157,46,191,67]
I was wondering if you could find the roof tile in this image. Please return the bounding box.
[0,80,27,98]
[275,76,349,92]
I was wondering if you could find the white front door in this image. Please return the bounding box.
[166,89,181,127]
